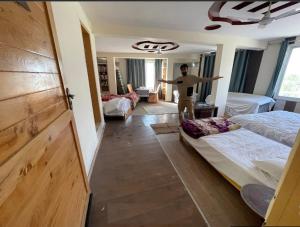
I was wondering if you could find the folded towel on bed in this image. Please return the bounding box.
[181,118,241,139]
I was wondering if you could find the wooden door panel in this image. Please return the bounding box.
[0,87,64,129]
[0,112,88,227]
[0,72,61,101]
[0,44,58,73]
[0,2,55,58]
[0,100,67,165]
[0,2,89,226]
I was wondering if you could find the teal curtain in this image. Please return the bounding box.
[155,59,163,98]
[229,50,250,93]
[155,59,162,90]
[266,37,296,97]
[200,53,215,102]
[127,59,145,89]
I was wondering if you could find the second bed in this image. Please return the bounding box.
[229,110,300,147]
[180,127,291,190]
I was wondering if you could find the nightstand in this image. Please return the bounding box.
[194,102,218,119]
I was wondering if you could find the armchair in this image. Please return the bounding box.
[148,84,161,103]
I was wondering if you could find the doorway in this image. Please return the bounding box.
[81,24,101,129]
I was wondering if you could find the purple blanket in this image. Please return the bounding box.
[181,118,240,139]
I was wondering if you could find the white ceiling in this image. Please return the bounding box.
[81,1,300,40]
[95,36,216,54]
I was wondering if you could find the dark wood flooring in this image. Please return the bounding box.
[87,114,262,227]
[87,114,207,226]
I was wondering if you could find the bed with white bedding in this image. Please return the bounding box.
[180,128,291,189]
[229,111,300,147]
[103,97,132,118]
[225,92,275,117]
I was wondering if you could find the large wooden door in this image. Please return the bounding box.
[0,2,89,227]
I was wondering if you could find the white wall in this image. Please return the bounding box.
[211,44,236,116]
[253,42,281,95]
[50,2,104,174]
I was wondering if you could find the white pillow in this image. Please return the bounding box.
[252,158,286,180]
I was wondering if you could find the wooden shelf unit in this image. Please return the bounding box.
[97,58,109,93]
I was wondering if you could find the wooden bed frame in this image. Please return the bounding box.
[179,123,300,225]
[104,107,133,120]
[179,131,241,191]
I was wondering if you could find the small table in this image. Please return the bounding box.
[194,102,218,119]
[240,184,275,218]
[135,87,150,98]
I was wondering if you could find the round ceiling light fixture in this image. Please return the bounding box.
[132,40,179,54]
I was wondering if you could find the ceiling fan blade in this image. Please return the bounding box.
[273,9,300,20]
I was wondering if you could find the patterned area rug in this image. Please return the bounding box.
[133,101,179,115]
[143,102,178,115]
[150,123,179,134]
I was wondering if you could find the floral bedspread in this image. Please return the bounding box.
[102,92,140,109]
[181,117,241,139]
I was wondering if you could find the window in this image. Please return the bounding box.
[145,59,155,90]
[276,46,300,100]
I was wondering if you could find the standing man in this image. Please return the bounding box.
[158,64,222,123]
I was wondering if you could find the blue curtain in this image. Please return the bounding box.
[127,59,145,89]
[266,37,296,97]
[200,53,215,102]
[155,59,162,90]
[229,49,250,93]
[155,59,163,98]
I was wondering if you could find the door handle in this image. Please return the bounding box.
[66,88,75,110]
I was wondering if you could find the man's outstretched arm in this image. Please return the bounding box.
[196,76,223,83]
[158,79,177,84]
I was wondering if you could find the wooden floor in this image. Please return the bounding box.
[87,114,262,227]
[87,114,207,226]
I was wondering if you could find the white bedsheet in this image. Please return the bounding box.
[180,128,291,189]
[225,92,275,116]
[229,111,300,147]
[103,98,131,116]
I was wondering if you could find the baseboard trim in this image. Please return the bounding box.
[88,122,105,181]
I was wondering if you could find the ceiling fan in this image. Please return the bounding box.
[132,41,179,53]
[206,1,300,30]
[231,1,300,29]
[147,46,163,54]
